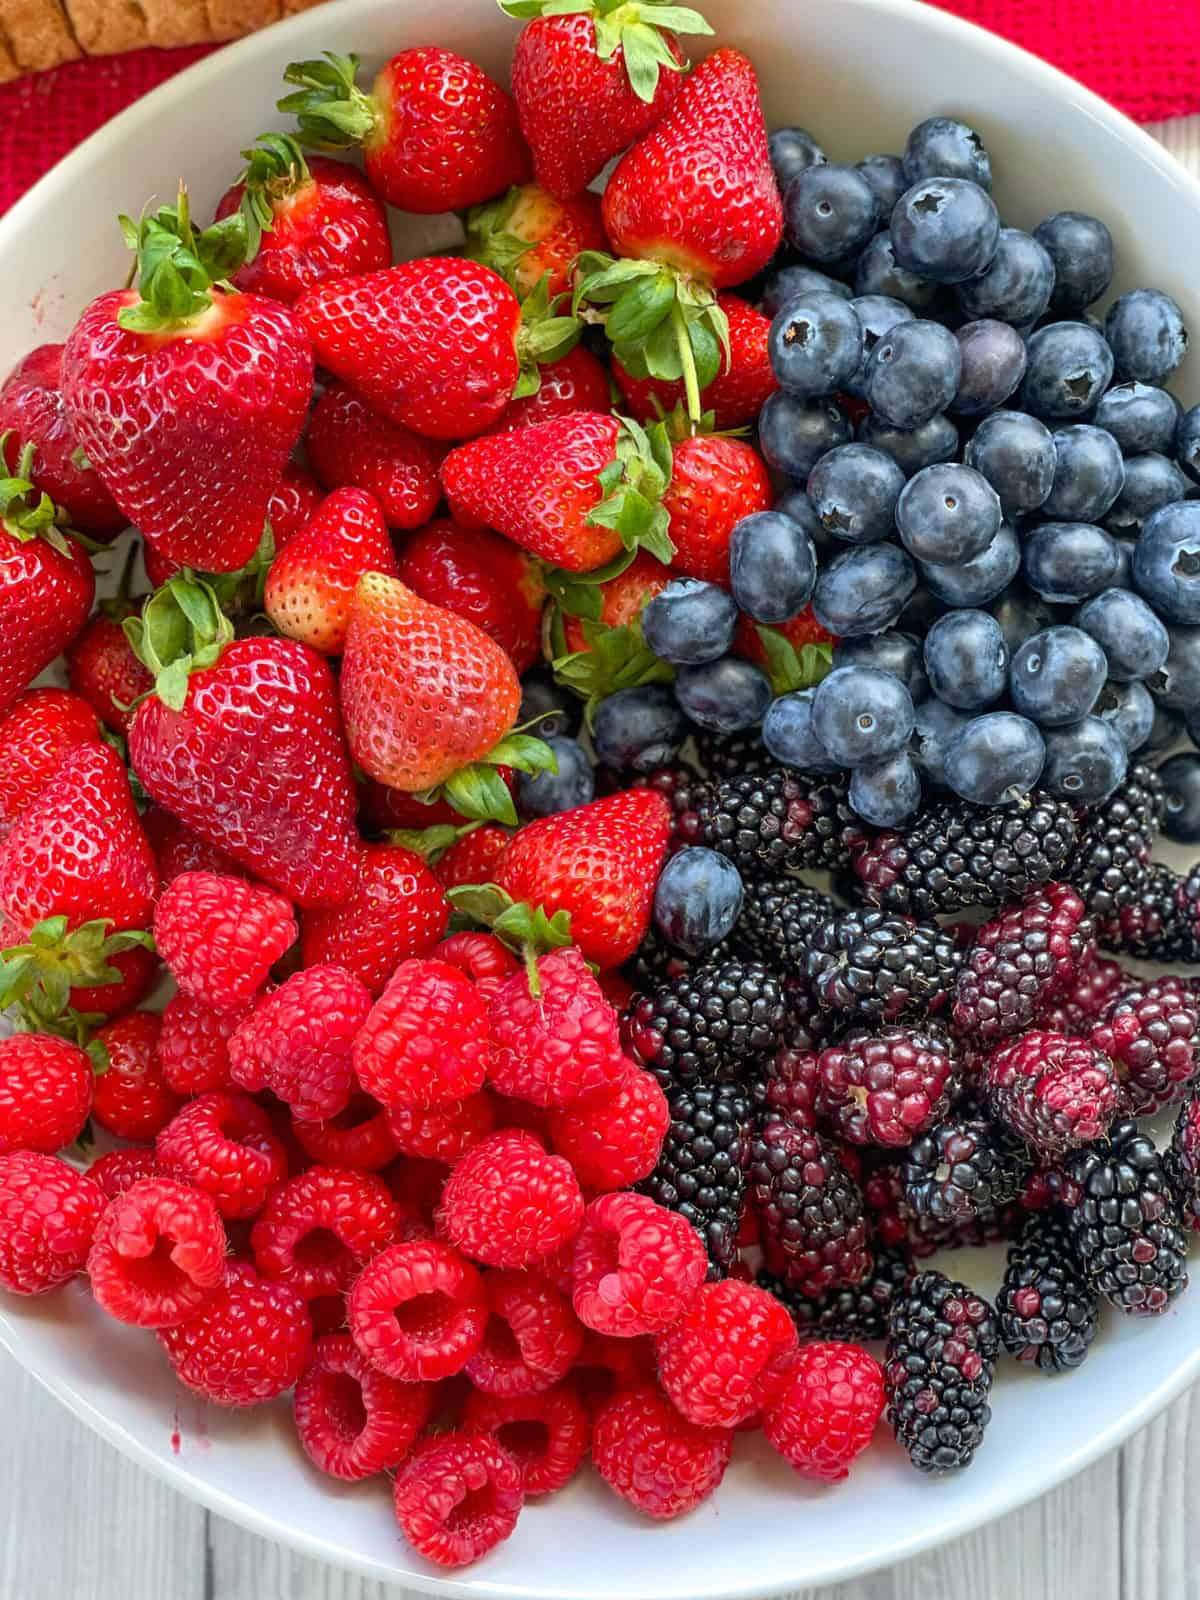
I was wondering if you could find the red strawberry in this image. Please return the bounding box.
[280,46,529,214]
[504,3,712,199]
[441,412,674,575]
[125,576,361,907]
[298,258,521,442]
[215,137,391,304]
[300,842,450,997]
[494,789,671,968]
[396,520,545,675]
[61,194,313,574]
[269,462,324,547]
[663,432,771,584]
[0,345,125,537]
[65,943,158,1023]
[66,609,153,737]
[305,382,442,531]
[466,183,607,299]
[734,605,836,693]
[561,549,673,654]
[265,487,399,656]
[487,345,612,434]
[142,806,245,892]
[358,771,518,835]
[433,826,511,893]
[613,293,777,428]
[0,688,99,839]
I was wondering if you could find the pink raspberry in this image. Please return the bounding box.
[87,1177,227,1327]
[0,1150,106,1294]
[89,1146,160,1200]
[437,1130,583,1269]
[433,931,521,1003]
[292,1095,397,1170]
[487,946,625,1107]
[392,1432,523,1570]
[0,1033,93,1155]
[153,871,297,1010]
[386,1093,498,1163]
[656,1279,798,1428]
[157,991,248,1095]
[348,1238,487,1380]
[464,1269,584,1396]
[294,1333,433,1480]
[250,1165,401,1300]
[90,1011,182,1142]
[228,964,371,1122]
[547,1061,669,1191]
[762,1342,885,1481]
[354,957,489,1110]
[571,1328,657,1413]
[156,1093,288,1219]
[592,1384,732,1520]
[463,1380,590,1495]
[571,1191,707,1338]
[157,1261,311,1406]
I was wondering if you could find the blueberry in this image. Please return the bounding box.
[728,510,818,623]
[771,483,830,549]
[890,177,1000,284]
[943,711,1046,804]
[865,318,961,430]
[922,610,1009,710]
[761,264,853,317]
[1023,520,1123,605]
[1093,382,1181,457]
[1132,501,1200,624]
[912,695,972,786]
[857,410,959,475]
[1143,701,1186,754]
[1074,587,1170,681]
[783,163,879,263]
[1042,425,1125,522]
[956,229,1055,327]
[518,666,581,742]
[1177,404,1200,483]
[592,686,687,773]
[1148,625,1200,709]
[1018,321,1114,421]
[989,584,1057,655]
[653,847,745,955]
[902,117,992,189]
[517,735,595,817]
[849,751,923,826]
[769,126,826,189]
[964,409,1054,512]
[1104,289,1189,384]
[1158,753,1200,842]
[642,578,739,665]
[1010,624,1107,726]
[952,319,1028,416]
[896,587,948,637]
[811,665,915,766]
[674,657,772,732]
[769,292,863,396]
[845,295,914,396]
[833,630,928,700]
[762,689,840,772]
[806,443,905,544]
[895,462,1001,565]
[811,542,918,637]
[856,154,908,216]
[1034,212,1113,313]
[1039,717,1127,803]
[1104,451,1190,538]
[1092,678,1155,754]
[854,233,942,311]
[918,521,1020,606]
[758,391,852,479]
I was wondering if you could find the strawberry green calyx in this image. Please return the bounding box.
[513,274,584,399]
[588,415,675,564]
[414,732,559,828]
[123,573,235,713]
[464,187,536,287]
[235,132,312,260]
[278,52,379,151]
[754,628,834,696]
[117,184,250,334]
[0,915,154,1029]
[553,614,674,725]
[384,821,483,862]
[446,881,573,994]
[0,435,84,558]
[540,547,639,622]
[497,0,713,102]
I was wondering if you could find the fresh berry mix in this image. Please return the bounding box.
[5,9,1200,1571]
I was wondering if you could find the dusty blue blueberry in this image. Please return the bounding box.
[956,229,1055,326]
[952,320,1028,415]
[890,176,1000,284]
[772,483,831,550]
[518,667,581,742]
[1040,717,1127,803]
[1159,753,1200,842]
[1104,451,1190,538]
[674,657,772,732]
[769,292,863,396]
[1133,501,1200,624]
[1010,625,1107,726]
[912,696,972,786]
[849,751,923,826]
[769,126,826,189]
[642,578,739,665]
[1148,625,1200,709]
[1034,211,1113,313]
[834,630,928,700]
[1094,383,1181,457]
[761,264,852,317]
[918,522,1021,607]
[1105,289,1189,384]
[758,391,852,479]
[990,585,1057,654]
[729,510,818,623]
[856,154,908,215]
[964,409,1054,512]
[1042,425,1125,522]
[812,542,918,637]
[784,162,879,263]
[857,410,959,475]
[653,847,745,955]
[592,686,686,773]
[1093,679,1156,753]
[942,711,1046,804]
[902,117,992,189]
[845,295,914,396]
[923,610,1009,709]
[1018,321,1114,420]
[1074,587,1170,682]
[807,443,905,544]
[1177,404,1200,483]
[854,232,942,311]
[865,318,961,429]
[518,736,595,817]
[762,690,840,772]
[1143,701,1186,754]
[895,462,1001,565]
[1023,521,1123,605]
[811,665,915,766]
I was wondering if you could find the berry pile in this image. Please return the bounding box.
[2,0,1200,1576]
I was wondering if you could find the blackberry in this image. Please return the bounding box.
[902,1117,1029,1223]
[1064,1118,1189,1315]
[805,908,963,1022]
[853,792,1080,917]
[1165,1094,1200,1232]
[749,1113,872,1297]
[951,883,1093,1042]
[1067,763,1164,922]
[760,1246,913,1343]
[885,1270,1000,1473]
[1096,863,1200,963]
[1090,978,1200,1118]
[907,1202,1024,1256]
[696,767,867,879]
[1035,952,1130,1035]
[997,1212,1098,1372]
[692,726,774,782]
[731,878,836,970]
[638,1080,751,1278]
[986,1031,1119,1157]
[623,926,732,994]
[622,959,786,1089]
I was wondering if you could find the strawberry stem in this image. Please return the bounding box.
[116,182,250,333]
[670,299,703,423]
[278,53,379,152]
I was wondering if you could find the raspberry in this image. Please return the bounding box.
[816,1026,958,1147]
[294,1333,432,1481]
[1090,980,1200,1118]
[299,842,448,996]
[89,1146,160,1200]
[156,1093,288,1220]
[0,1033,93,1155]
[348,1238,487,1380]
[762,1342,885,1481]
[153,871,297,1010]
[464,1269,584,1397]
[547,1062,669,1191]
[1035,952,1130,1034]
[157,1261,311,1406]
[749,1115,872,1297]
[291,1096,397,1171]
[354,957,489,1110]
[383,1154,448,1223]
[434,824,511,892]
[656,1278,797,1428]
[487,946,625,1107]
[88,1177,227,1327]
[592,1384,733,1520]
[0,1150,106,1293]
[431,931,521,1003]
[387,1094,498,1163]
[392,1432,523,1569]
[228,964,372,1122]
[986,1031,1119,1157]
[570,1328,657,1412]
[437,1131,583,1269]
[462,1381,590,1496]
[952,884,1094,1042]
[571,1191,707,1337]
[157,991,248,1095]
[89,1011,181,1142]
[250,1166,401,1300]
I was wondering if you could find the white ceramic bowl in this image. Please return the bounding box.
[4,1,1200,1595]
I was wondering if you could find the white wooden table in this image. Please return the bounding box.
[5,109,1200,1600]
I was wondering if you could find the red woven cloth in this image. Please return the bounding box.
[1,0,1199,216]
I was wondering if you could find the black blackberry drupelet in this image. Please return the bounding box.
[885,1270,1001,1473]
[638,1080,751,1278]
[760,1247,913,1343]
[696,767,868,879]
[748,1113,872,1298]
[996,1211,1098,1372]
[1097,863,1200,963]
[1068,763,1165,922]
[804,908,964,1021]
[902,1117,1030,1223]
[623,926,733,995]
[621,959,787,1089]
[692,726,775,782]
[731,877,837,971]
